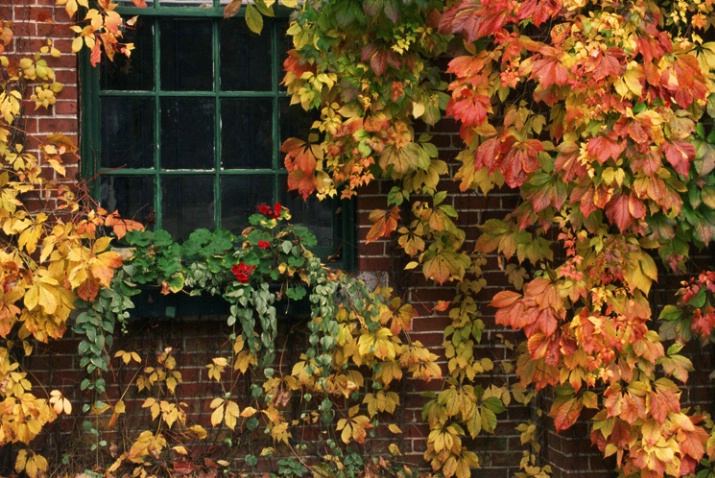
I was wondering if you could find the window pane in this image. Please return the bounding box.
[221,98,272,169]
[279,97,316,142]
[221,175,274,232]
[280,179,334,249]
[220,19,272,91]
[99,175,155,225]
[160,19,213,91]
[101,97,155,169]
[101,17,154,91]
[162,175,214,240]
[161,97,215,170]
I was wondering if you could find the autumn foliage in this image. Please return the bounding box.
[282,0,715,476]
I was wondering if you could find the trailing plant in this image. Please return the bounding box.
[83,206,443,476]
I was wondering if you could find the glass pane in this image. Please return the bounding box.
[161,97,215,169]
[162,175,214,240]
[99,175,155,226]
[100,97,154,169]
[220,175,274,232]
[280,179,334,249]
[221,98,273,169]
[220,19,271,91]
[100,17,154,90]
[160,19,213,91]
[279,97,317,142]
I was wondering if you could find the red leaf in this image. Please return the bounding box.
[360,44,398,76]
[679,425,708,461]
[587,47,625,81]
[649,383,680,424]
[440,0,512,42]
[690,307,715,337]
[131,0,148,7]
[446,89,492,127]
[671,54,708,108]
[661,140,695,177]
[586,134,623,164]
[553,141,586,181]
[286,169,317,200]
[501,138,544,188]
[516,0,561,27]
[620,391,646,425]
[605,193,634,233]
[283,138,318,199]
[530,49,569,88]
[447,55,487,78]
[527,332,560,365]
[475,136,503,172]
[634,25,672,64]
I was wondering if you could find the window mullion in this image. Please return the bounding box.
[271,21,281,205]
[213,18,222,230]
[154,18,163,230]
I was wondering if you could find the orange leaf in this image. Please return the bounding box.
[223,0,241,18]
[550,396,582,432]
[366,207,400,243]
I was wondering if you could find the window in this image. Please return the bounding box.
[80,4,354,266]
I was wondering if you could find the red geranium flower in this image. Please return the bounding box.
[258,203,272,216]
[231,263,256,284]
[257,202,284,219]
[258,240,271,250]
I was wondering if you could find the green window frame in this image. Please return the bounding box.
[80,2,355,268]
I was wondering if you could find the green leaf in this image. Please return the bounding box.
[659,305,683,322]
[245,4,264,34]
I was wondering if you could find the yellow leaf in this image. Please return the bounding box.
[173,445,188,455]
[388,424,402,434]
[71,36,83,53]
[211,404,224,427]
[614,62,643,99]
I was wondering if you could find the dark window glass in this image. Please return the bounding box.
[161,97,215,170]
[220,20,272,91]
[221,175,274,232]
[101,97,154,169]
[221,98,272,169]
[280,97,316,142]
[162,175,214,240]
[99,175,155,224]
[279,177,334,249]
[101,17,154,91]
[160,19,213,91]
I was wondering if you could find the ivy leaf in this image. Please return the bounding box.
[662,141,695,177]
[366,207,400,243]
[550,396,582,432]
[530,48,569,89]
[586,134,623,165]
[604,193,635,233]
[422,248,470,285]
